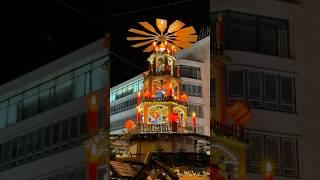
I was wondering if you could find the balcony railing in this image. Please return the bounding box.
[128,122,205,135]
[143,96,187,106]
[211,120,245,142]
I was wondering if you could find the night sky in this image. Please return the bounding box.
[110,0,209,86]
[1,0,209,87]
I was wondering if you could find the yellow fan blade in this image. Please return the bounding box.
[131,40,154,48]
[175,35,198,42]
[167,20,185,33]
[173,26,196,36]
[168,42,181,51]
[139,22,158,34]
[156,18,167,34]
[128,28,154,36]
[127,37,153,41]
[172,40,193,48]
[143,44,155,52]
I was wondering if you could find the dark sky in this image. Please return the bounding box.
[1,0,108,85]
[110,0,209,86]
[1,0,209,87]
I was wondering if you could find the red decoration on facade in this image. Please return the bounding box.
[125,119,135,129]
[138,91,141,104]
[88,162,98,180]
[88,95,98,135]
[227,101,251,125]
[180,93,189,102]
[192,112,196,132]
[137,111,141,123]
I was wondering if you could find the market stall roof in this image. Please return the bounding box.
[110,161,141,178]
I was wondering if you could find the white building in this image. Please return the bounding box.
[0,39,109,180]
[212,0,320,180]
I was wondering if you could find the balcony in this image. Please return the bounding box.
[211,120,246,142]
[128,122,205,136]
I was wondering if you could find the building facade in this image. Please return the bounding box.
[0,39,109,180]
[212,0,320,179]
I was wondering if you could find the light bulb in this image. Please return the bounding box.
[91,95,97,105]
[266,162,272,172]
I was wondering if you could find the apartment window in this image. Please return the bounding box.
[77,166,87,180]
[8,95,23,125]
[227,13,257,51]
[282,138,298,177]
[280,76,294,103]
[71,117,79,138]
[35,129,44,151]
[91,59,107,91]
[23,88,39,119]
[39,81,55,113]
[3,142,10,165]
[0,101,8,128]
[18,135,26,157]
[11,138,18,160]
[0,57,108,129]
[248,71,262,98]
[110,98,137,115]
[55,73,73,106]
[111,116,136,131]
[61,119,70,143]
[73,65,89,98]
[247,132,299,177]
[227,67,296,112]
[264,74,278,100]
[44,126,52,148]
[213,11,289,57]
[181,84,203,97]
[187,104,204,118]
[0,111,87,172]
[0,144,3,166]
[52,122,60,145]
[110,79,144,102]
[80,113,87,136]
[179,65,201,80]
[228,70,244,96]
[266,136,281,174]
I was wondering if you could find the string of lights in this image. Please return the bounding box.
[54,0,109,29]
[109,0,193,17]
[54,0,147,71]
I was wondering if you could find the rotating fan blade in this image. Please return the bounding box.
[139,22,158,34]
[167,20,185,33]
[175,35,198,42]
[156,18,167,34]
[167,42,181,52]
[131,40,154,48]
[172,40,193,48]
[173,26,197,36]
[127,37,153,41]
[143,44,155,52]
[128,28,154,36]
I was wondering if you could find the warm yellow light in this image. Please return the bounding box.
[266,162,272,172]
[91,95,97,105]
[138,91,141,97]
[192,112,196,118]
